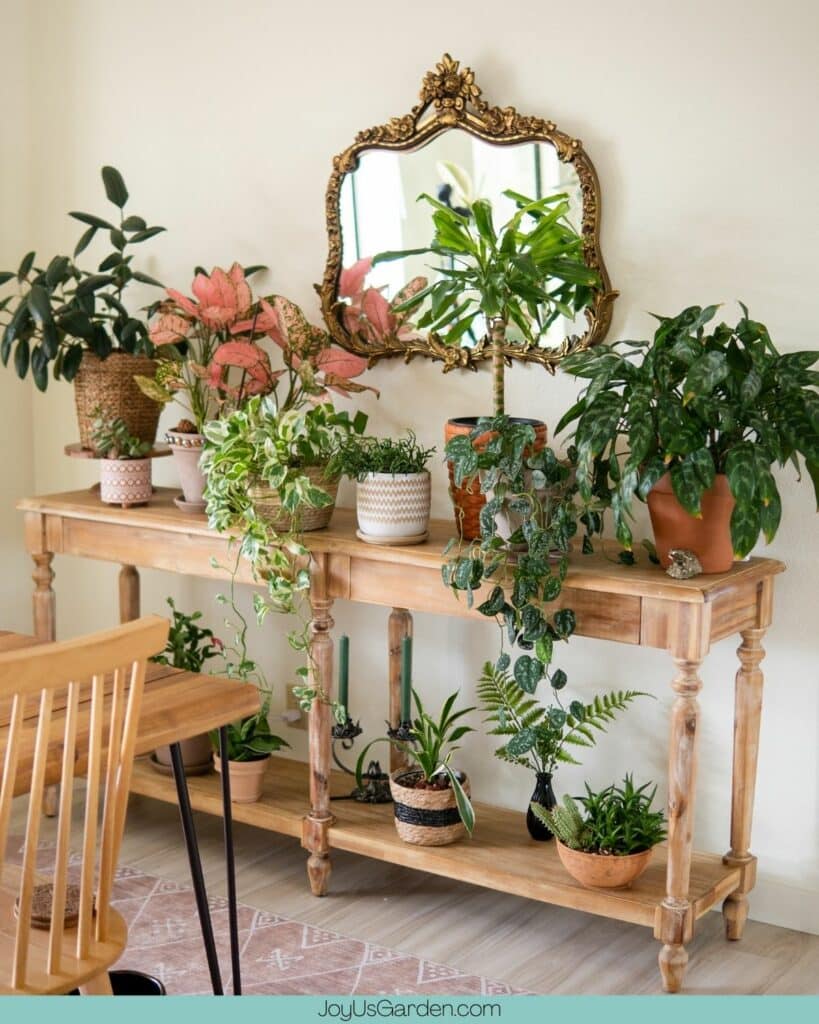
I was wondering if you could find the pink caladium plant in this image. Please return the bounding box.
[338,256,427,345]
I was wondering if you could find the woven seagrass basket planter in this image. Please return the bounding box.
[389,769,471,846]
[247,466,339,532]
[74,351,161,450]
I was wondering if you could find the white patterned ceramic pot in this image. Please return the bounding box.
[99,458,153,507]
[356,471,431,540]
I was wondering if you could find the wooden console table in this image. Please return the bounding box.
[18,487,784,993]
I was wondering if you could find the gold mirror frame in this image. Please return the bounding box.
[318,54,618,372]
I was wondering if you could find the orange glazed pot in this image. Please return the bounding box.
[555,839,654,889]
[444,417,548,540]
[647,472,736,574]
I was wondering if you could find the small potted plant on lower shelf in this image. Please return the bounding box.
[91,410,153,506]
[479,660,649,840]
[355,690,476,846]
[531,775,667,889]
[212,702,289,804]
[151,598,224,775]
[328,431,436,543]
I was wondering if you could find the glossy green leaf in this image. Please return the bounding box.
[101,165,129,207]
[513,655,543,694]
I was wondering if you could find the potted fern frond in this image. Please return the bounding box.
[531,776,667,888]
[478,660,649,840]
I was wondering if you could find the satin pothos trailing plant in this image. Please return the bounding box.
[443,415,607,695]
[557,304,819,558]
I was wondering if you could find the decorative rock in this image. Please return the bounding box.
[666,549,703,579]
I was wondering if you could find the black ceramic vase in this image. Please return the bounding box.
[526,771,557,841]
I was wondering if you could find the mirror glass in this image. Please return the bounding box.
[338,133,586,350]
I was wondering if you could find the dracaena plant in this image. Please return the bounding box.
[557,304,819,558]
[373,190,600,415]
[354,690,476,834]
[0,166,165,390]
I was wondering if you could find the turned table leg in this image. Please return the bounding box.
[388,608,413,774]
[656,655,703,993]
[304,554,335,896]
[722,626,767,940]
[118,564,140,622]
[32,551,60,818]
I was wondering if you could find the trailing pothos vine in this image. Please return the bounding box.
[203,395,366,724]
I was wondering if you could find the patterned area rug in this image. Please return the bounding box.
[7,839,521,995]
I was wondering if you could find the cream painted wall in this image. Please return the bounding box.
[2,0,818,935]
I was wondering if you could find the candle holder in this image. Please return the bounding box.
[330,715,392,804]
[387,719,414,742]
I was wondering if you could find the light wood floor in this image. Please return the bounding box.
[12,778,819,995]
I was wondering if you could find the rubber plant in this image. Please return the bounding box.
[0,166,165,390]
[557,303,819,558]
[373,189,599,416]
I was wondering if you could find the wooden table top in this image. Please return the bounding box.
[0,631,260,796]
[19,487,785,605]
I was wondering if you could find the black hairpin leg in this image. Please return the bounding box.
[218,727,241,995]
[169,742,224,995]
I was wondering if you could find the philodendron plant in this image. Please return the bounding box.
[558,304,819,557]
[374,190,599,415]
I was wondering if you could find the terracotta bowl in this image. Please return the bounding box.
[555,839,654,889]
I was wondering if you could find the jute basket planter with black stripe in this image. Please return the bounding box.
[389,769,471,846]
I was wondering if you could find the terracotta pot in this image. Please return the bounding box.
[153,734,213,774]
[99,458,152,507]
[555,839,654,889]
[166,430,206,508]
[356,471,431,541]
[73,351,160,450]
[389,769,470,846]
[647,472,735,574]
[444,417,548,540]
[213,752,270,803]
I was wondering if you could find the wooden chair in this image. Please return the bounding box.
[0,616,168,994]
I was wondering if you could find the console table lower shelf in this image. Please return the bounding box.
[128,756,741,931]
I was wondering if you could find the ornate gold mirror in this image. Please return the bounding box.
[319,54,617,373]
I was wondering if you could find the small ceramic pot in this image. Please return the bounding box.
[213,752,270,803]
[555,839,654,889]
[356,471,431,541]
[166,429,206,509]
[99,458,152,507]
[389,769,470,846]
[647,473,736,573]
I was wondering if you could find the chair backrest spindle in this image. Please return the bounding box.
[0,616,168,993]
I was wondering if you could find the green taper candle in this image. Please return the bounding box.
[338,634,350,711]
[400,635,412,721]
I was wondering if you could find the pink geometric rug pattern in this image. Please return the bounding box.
[4,839,523,996]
